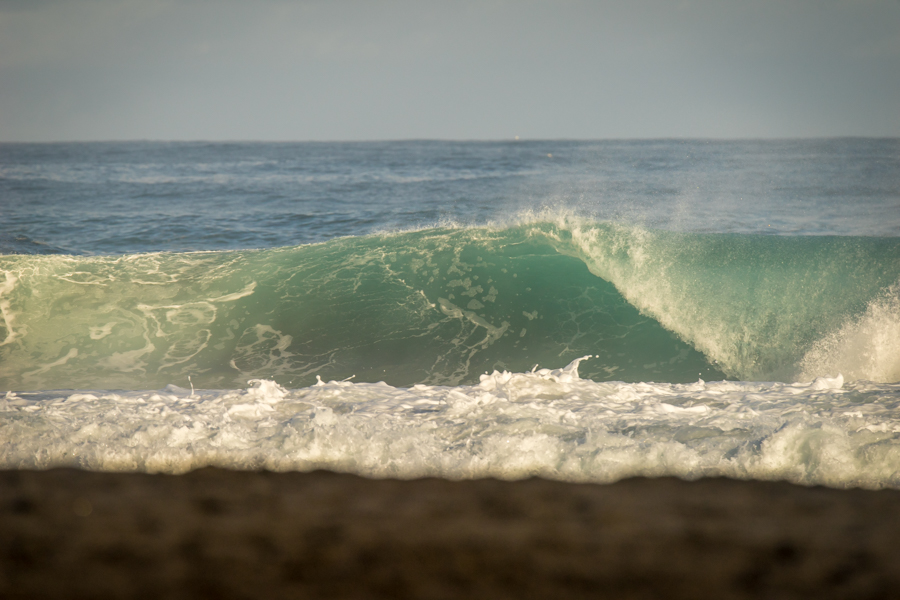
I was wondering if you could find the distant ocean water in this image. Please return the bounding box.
[2,139,899,488]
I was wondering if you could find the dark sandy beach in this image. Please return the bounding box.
[2,468,899,599]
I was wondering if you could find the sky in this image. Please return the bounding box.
[0,0,898,141]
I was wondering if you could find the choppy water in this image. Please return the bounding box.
[2,139,899,487]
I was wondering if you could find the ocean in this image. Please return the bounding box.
[1,139,899,488]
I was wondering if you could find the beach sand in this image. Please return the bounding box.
[2,468,898,599]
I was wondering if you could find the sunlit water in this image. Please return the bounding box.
[1,139,899,487]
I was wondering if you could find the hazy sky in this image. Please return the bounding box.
[1,0,898,141]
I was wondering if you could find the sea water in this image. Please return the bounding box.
[1,139,899,488]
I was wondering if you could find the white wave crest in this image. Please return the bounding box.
[800,284,900,384]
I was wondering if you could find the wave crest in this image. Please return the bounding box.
[2,220,899,390]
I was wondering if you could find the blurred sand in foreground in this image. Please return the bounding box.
[2,468,899,599]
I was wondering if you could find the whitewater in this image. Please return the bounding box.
[1,139,899,488]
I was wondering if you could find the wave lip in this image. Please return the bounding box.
[539,215,900,383]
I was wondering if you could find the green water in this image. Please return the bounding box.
[2,222,899,390]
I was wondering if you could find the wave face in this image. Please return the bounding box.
[2,219,899,391]
[553,218,900,383]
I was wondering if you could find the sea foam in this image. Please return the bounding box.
[800,284,900,383]
[3,357,899,488]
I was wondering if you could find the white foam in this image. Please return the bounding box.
[0,270,20,346]
[800,284,900,384]
[2,357,900,488]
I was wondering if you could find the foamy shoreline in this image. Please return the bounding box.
[2,468,898,598]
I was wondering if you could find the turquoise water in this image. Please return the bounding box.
[3,219,899,391]
[2,139,899,486]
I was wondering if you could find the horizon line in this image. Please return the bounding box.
[1,135,898,145]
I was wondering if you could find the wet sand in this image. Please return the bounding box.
[2,468,899,599]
